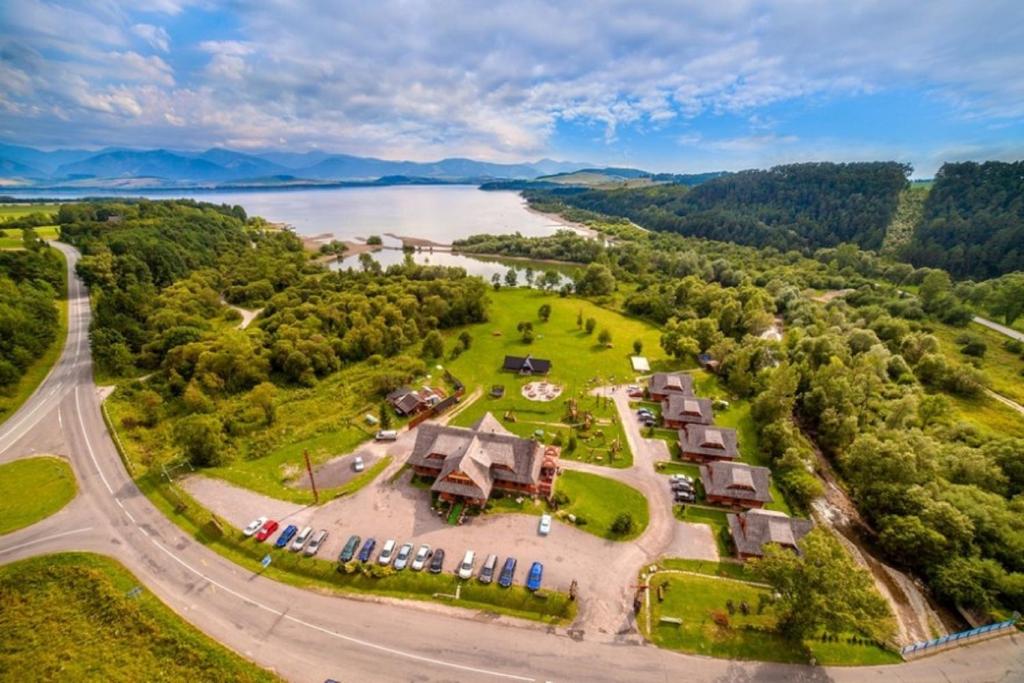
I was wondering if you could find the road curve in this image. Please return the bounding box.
[973,316,1024,343]
[1,242,1022,682]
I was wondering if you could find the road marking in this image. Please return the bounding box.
[0,527,93,556]
[75,386,114,495]
[143,534,535,681]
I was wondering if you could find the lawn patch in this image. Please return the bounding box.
[555,469,649,540]
[0,456,76,534]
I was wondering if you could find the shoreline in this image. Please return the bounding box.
[523,203,603,240]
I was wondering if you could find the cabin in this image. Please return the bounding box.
[699,461,773,508]
[661,395,713,428]
[406,413,559,506]
[679,424,740,463]
[386,386,441,416]
[503,354,551,375]
[727,509,814,560]
[647,372,694,401]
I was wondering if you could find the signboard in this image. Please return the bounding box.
[261,554,272,569]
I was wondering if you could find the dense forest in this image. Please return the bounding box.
[0,229,64,402]
[531,162,910,252]
[901,161,1024,279]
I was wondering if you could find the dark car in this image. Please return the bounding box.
[498,556,517,588]
[675,492,696,503]
[526,561,543,591]
[357,537,377,562]
[671,480,694,492]
[274,524,299,549]
[428,548,445,574]
[339,534,361,563]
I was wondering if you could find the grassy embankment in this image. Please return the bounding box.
[880,184,928,255]
[446,287,681,468]
[642,559,900,666]
[0,553,279,681]
[0,456,77,534]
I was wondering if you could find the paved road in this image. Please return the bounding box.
[1,242,1022,682]
[973,316,1024,343]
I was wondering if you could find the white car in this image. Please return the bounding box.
[353,456,365,472]
[393,543,414,570]
[411,544,432,571]
[304,530,328,557]
[377,539,397,565]
[538,514,552,536]
[243,516,267,537]
[458,550,476,579]
[291,526,313,551]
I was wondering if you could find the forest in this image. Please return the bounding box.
[900,161,1024,279]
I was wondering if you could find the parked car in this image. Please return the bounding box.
[378,539,397,565]
[411,544,432,571]
[671,480,694,491]
[254,520,279,542]
[457,550,476,579]
[429,548,446,573]
[627,385,643,397]
[243,516,268,537]
[636,408,653,417]
[353,455,365,472]
[339,535,361,563]
[641,416,657,427]
[479,553,498,584]
[526,561,544,591]
[675,492,696,503]
[304,530,328,557]
[291,526,313,551]
[375,430,398,441]
[670,473,694,484]
[357,537,377,562]
[498,556,517,588]
[538,514,552,536]
[394,543,414,570]
[275,524,299,549]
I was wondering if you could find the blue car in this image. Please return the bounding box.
[526,561,543,591]
[357,537,377,562]
[275,524,298,549]
[498,556,517,588]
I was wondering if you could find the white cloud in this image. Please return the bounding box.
[132,23,170,52]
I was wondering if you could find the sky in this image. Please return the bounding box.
[1,1,1023,177]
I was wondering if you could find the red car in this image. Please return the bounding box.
[254,520,279,542]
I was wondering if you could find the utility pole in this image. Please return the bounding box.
[304,449,318,503]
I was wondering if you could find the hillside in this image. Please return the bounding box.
[881,184,929,254]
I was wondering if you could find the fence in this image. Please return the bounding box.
[901,616,1019,659]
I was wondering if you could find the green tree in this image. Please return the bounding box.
[584,317,596,335]
[422,330,444,359]
[750,528,893,641]
[576,263,615,296]
[576,310,583,328]
[174,414,225,468]
[632,339,643,355]
[538,304,551,322]
[137,389,163,427]
[611,512,634,535]
[542,270,561,291]
[248,381,277,425]
[597,328,612,346]
[504,268,517,287]
[988,274,1024,326]
[458,331,472,350]
[378,401,393,430]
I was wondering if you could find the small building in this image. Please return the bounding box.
[407,412,559,507]
[648,372,695,400]
[503,354,551,375]
[727,509,814,560]
[661,394,713,428]
[386,386,441,416]
[630,356,650,372]
[679,424,739,463]
[697,353,721,373]
[699,461,773,508]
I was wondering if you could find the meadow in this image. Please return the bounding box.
[0,456,77,534]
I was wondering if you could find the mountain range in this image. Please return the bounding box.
[0,143,602,189]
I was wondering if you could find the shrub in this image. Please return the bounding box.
[611,512,634,535]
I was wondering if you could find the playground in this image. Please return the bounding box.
[521,381,563,401]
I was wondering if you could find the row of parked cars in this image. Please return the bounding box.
[670,473,696,504]
[337,535,545,591]
[241,517,546,591]
[636,406,658,428]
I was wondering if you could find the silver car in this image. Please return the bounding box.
[410,544,431,571]
[393,543,414,570]
[303,529,328,557]
[377,539,397,565]
[291,526,313,552]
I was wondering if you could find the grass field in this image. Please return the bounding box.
[446,287,681,468]
[0,225,60,249]
[0,203,60,221]
[0,553,278,681]
[643,570,900,666]
[0,456,77,534]
[929,320,1024,405]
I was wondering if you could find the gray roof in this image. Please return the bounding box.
[680,424,739,460]
[700,461,773,504]
[727,509,814,557]
[662,395,713,425]
[408,413,542,497]
[648,372,694,396]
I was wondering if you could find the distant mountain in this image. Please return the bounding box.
[0,143,597,188]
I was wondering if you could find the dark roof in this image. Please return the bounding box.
[503,355,552,374]
[727,510,814,557]
[700,461,773,504]
[648,372,694,396]
[386,386,413,402]
[661,395,713,425]
[680,425,739,460]
[407,413,543,498]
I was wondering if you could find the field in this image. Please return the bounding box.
[0,553,279,682]
[0,203,60,221]
[929,320,1024,405]
[643,569,900,666]
[0,456,77,534]
[446,287,680,468]
[0,202,60,249]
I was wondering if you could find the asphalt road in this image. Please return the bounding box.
[1,242,1022,682]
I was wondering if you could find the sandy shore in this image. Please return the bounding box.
[301,232,384,264]
[523,204,603,239]
[384,232,452,249]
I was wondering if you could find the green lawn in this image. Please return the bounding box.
[0,225,60,249]
[946,391,1024,440]
[0,203,60,220]
[0,553,278,681]
[929,320,1024,405]
[446,287,684,468]
[0,456,77,534]
[675,505,732,555]
[658,557,751,581]
[643,571,900,666]
[485,468,650,541]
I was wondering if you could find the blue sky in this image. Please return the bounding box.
[2,1,1023,177]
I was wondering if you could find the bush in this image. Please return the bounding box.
[611,512,634,535]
